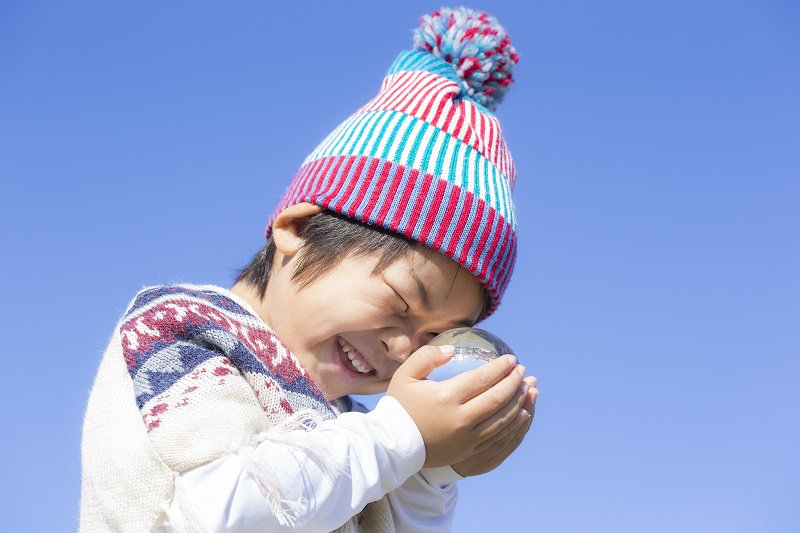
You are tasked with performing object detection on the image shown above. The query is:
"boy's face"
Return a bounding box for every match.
[264,245,485,400]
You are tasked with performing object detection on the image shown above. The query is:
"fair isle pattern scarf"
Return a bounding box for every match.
[121,285,394,532]
[124,285,334,433]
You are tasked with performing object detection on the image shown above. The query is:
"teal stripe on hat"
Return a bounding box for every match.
[432,128,452,179]
[354,110,389,157]
[379,112,409,160]
[331,112,371,157]
[387,50,467,94]
[343,112,383,156]
[471,146,482,201]
[365,110,396,158]
[483,156,495,218]
[446,135,463,186]
[306,115,514,225]
[303,105,515,225]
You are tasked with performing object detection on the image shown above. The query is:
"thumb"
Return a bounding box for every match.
[396,345,454,381]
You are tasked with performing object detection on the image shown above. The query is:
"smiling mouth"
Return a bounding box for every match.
[337,337,375,375]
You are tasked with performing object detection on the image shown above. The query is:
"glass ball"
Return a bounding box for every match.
[426,327,515,381]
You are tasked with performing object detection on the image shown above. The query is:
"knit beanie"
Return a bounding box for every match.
[269,7,519,313]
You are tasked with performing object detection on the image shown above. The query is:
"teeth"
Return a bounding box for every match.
[337,338,373,374]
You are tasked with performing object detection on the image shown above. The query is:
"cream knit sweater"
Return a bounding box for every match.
[80,285,419,532]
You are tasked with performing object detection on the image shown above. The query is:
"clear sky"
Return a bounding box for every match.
[2,1,798,531]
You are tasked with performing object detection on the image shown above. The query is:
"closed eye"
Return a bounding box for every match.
[389,285,410,314]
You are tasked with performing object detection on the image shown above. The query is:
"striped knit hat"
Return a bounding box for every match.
[269,7,519,313]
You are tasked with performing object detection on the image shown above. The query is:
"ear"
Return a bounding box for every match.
[271,202,324,256]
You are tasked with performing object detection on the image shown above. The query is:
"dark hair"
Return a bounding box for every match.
[237,210,415,298]
[236,209,490,321]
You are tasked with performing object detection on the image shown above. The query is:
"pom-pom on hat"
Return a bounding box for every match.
[269,6,519,314]
[413,7,518,110]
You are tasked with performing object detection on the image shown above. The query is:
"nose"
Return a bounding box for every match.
[381,327,434,362]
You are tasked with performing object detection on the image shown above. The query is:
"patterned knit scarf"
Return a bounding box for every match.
[83,284,394,532]
[124,285,336,436]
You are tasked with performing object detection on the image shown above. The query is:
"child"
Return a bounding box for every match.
[80,7,538,532]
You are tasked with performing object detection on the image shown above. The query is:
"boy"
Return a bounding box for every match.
[80,7,538,532]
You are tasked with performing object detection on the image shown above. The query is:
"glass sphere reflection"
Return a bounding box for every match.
[426,327,515,381]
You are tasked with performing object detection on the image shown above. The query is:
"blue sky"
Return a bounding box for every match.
[1,1,798,531]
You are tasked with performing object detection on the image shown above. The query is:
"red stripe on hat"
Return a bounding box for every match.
[382,73,417,111]
[444,191,474,257]
[418,178,447,243]
[319,155,352,199]
[470,103,482,152]
[306,155,338,199]
[431,187,460,250]
[388,167,419,232]
[475,209,503,285]
[420,78,456,123]
[406,75,449,117]
[449,105,465,143]
[283,162,313,203]
[405,171,434,233]
[425,85,451,127]
[349,156,379,213]
[495,234,516,298]
[328,156,359,208]
[379,72,428,115]
[371,162,401,226]
[436,96,457,132]
[360,158,389,221]
[394,73,437,114]
[460,198,488,269]
[330,155,367,212]
[370,71,421,113]
[359,157,386,217]
[460,102,474,147]
[485,115,496,163]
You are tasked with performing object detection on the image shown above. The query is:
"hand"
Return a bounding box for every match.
[387,345,528,468]
[451,375,538,477]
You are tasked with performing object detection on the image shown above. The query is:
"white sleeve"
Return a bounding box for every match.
[156,395,426,532]
[388,466,463,533]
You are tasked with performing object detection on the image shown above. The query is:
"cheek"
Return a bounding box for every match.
[336,295,393,325]
[303,300,386,339]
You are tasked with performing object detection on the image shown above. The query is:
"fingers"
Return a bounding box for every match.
[477,402,533,460]
[395,344,454,381]
[456,359,524,427]
[453,414,533,477]
[447,353,521,404]
[470,395,530,454]
[491,410,533,459]
[470,375,529,440]
[448,371,539,478]
[522,376,538,418]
